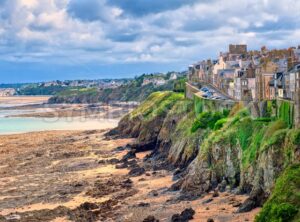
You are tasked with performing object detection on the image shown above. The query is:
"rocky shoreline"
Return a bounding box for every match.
[4,91,299,221]
[0,129,258,222]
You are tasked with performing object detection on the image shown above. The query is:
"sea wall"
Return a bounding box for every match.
[194,93,237,115]
[185,82,200,99]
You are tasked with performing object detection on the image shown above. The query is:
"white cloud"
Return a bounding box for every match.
[0,0,300,66]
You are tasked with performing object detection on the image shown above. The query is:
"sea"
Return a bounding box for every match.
[0,97,119,135]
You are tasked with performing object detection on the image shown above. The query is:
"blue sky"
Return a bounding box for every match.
[0,0,300,83]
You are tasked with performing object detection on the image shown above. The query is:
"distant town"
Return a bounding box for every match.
[0,72,184,96]
[187,44,300,103]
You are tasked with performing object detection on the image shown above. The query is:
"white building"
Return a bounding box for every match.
[0,88,16,96]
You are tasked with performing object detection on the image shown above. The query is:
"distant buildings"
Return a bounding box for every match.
[142,77,166,86]
[0,88,16,96]
[187,44,300,126]
[188,44,300,103]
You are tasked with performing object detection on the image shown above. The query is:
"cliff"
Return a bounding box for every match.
[48,79,179,104]
[108,91,300,221]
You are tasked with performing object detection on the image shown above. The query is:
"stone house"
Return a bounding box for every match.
[255,61,279,100]
[212,54,227,87]
[269,72,285,99]
[234,66,256,101]
[285,64,300,100]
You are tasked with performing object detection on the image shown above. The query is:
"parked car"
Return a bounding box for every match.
[203,92,213,98]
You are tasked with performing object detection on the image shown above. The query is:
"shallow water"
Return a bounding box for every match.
[0,117,119,135]
[0,97,119,135]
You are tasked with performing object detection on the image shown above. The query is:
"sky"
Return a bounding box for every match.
[0,0,300,83]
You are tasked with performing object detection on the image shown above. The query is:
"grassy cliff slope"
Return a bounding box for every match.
[110,92,300,220]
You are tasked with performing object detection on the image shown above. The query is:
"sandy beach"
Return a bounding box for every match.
[0,96,260,221]
[0,96,50,107]
[0,129,259,222]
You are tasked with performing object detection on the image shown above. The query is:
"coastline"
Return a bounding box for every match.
[0,128,259,222]
[0,96,260,221]
[0,98,136,135]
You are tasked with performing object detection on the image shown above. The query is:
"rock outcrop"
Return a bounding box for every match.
[108,91,300,221]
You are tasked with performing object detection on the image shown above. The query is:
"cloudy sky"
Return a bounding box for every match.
[1,0,300,83]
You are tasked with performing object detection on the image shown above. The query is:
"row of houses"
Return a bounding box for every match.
[0,88,16,96]
[188,44,300,103]
[141,72,179,86]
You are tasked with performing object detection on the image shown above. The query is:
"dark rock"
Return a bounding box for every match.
[232,202,242,207]
[145,173,151,176]
[148,190,159,197]
[116,163,128,169]
[202,198,213,204]
[73,182,84,187]
[176,193,200,201]
[98,160,106,164]
[205,207,209,210]
[127,159,138,168]
[237,199,256,213]
[137,202,150,207]
[138,178,146,181]
[114,146,126,152]
[128,167,145,177]
[171,208,195,222]
[180,208,195,220]
[171,214,181,222]
[172,168,187,181]
[79,202,99,210]
[121,178,133,188]
[218,180,227,192]
[207,219,214,222]
[107,158,119,164]
[237,187,268,213]
[121,150,136,161]
[169,180,183,192]
[212,190,219,197]
[143,215,159,222]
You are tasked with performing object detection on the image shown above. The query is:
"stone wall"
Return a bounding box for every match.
[295,90,300,128]
[194,93,237,114]
[248,99,297,127]
[185,82,201,99]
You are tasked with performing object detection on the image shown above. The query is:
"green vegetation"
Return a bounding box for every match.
[49,87,100,103]
[256,164,300,222]
[121,90,300,222]
[49,76,186,103]
[194,96,204,115]
[291,129,300,145]
[173,78,186,93]
[264,120,287,139]
[191,111,228,133]
[278,101,294,128]
[213,118,228,130]
[19,85,69,95]
[130,91,184,121]
[197,107,291,169]
[254,117,274,122]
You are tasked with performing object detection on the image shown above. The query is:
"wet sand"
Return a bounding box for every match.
[0,96,50,107]
[0,129,260,222]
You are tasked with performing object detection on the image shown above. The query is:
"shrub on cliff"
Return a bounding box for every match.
[213,118,228,130]
[255,164,300,222]
[191,110,229,133]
